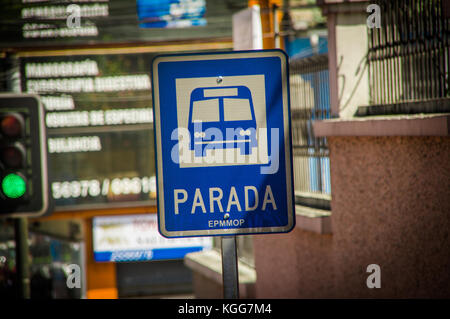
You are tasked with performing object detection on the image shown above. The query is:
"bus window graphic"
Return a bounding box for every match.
[188,86,258,157]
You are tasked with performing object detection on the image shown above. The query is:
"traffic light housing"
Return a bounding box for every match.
[0,94,50,217]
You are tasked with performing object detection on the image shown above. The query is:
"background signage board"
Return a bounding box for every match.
[152,50,295,237]
[0,0,247,49]
[20,52,157,210]
[92,214,212,262]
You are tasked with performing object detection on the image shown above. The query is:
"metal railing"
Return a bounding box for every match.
[368,0,450,107]
[289,53,331,200]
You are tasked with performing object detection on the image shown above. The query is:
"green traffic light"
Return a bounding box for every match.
[1,173,26,199]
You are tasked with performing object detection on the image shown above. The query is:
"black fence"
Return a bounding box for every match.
[289,53,331,198]
[367,0,450,109]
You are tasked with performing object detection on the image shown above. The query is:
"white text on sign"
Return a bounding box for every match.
[173,185,277,215]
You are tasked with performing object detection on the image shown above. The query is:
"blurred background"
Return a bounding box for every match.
[1,0,449,299]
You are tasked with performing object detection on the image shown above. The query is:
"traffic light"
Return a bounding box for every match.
[0,94,51,217]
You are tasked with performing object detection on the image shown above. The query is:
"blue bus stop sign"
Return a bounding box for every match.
[152,49,295,237]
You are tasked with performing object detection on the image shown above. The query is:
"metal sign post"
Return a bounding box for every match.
[14,218,31,299]
[221,236,239,299]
